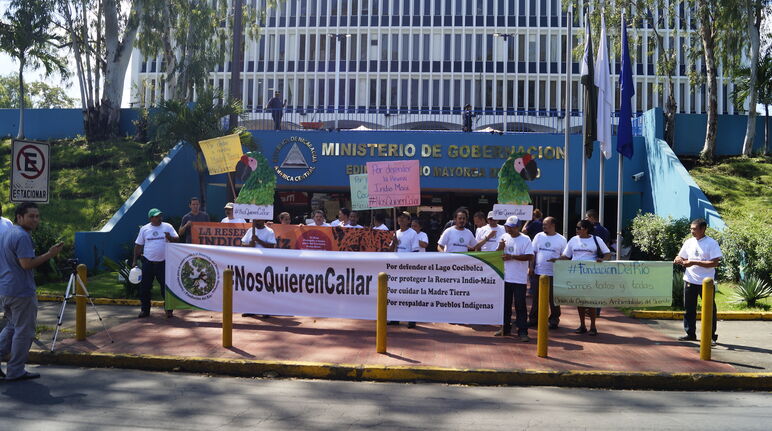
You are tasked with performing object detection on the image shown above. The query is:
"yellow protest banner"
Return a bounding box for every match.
[198,134,243,175]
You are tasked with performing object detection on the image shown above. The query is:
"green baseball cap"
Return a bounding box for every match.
[148,208,162,218]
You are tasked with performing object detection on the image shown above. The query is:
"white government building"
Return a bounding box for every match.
[130,0,736,131]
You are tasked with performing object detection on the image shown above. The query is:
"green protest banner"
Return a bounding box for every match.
[349,173,388,211]
[553,260,673,308]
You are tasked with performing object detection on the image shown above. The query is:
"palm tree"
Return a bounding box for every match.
[151,89,245,210]
[732,49,772,156]
[0,0,67,139]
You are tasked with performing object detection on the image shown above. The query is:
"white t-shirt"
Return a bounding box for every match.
[345,224,363,229]
[395,228,419,253]
[475,224,506,251]
[135,222,179,262]
[331,219,345,227]
[0,217,13,237]
[563,235,610,261]
[240,226,277,248]
[532,232,567,276]
[415,231,429,252]
[373,224,389,231]
[503,233,534,284]
[438,227,476,253]
[678,236,723,284]
[221,217,247,224]
[310,222,331,227]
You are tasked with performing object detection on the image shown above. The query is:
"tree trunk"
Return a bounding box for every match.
[765,105,769,155]
[195,152,208,211]
[741,1,761,156]
[16,59,25,140]
[664,89,677,149]
[699,6,718,161]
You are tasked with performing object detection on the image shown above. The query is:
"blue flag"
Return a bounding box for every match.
[617,18,635,159]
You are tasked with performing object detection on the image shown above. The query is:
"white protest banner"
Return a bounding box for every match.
[491,204,533,220]
[349,174,389,211]
[11,140,50,203]
[553,260,673,307]
[233,204,274,220]
[366,160,421,207]
[165,244,503,324]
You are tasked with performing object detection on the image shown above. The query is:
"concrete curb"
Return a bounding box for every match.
[632,310,772,321]
[27,350,772,391]
[37,295,164,307]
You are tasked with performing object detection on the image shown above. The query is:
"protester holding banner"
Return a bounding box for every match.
[221,203,246,224]
[674,218,722,344]
[309,210,331,227]
[473,211,506,252]
[528,216,566,329]
[412,219,429,252]
[560,219,611,335]
[472,211,487,234]
[331,208,350,227]
[437,210,477,253]
[346,211,363,228]
[133,208,179,318]
[179,197,209,243]
[241,219,276,249]
[278,212,292,225]
[372,212,389,231]
[443,207,474,232]
[389,211,420,328]
[585,209,610,247]
[496,215,534,341]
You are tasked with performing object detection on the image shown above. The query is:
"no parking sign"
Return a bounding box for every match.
[11,139,50,203]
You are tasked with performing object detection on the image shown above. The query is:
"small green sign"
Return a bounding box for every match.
[349,173,389,211]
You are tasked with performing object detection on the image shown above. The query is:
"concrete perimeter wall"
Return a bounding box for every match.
[674,112,769,156]
[0,109,138,140]
[642,108,726,230]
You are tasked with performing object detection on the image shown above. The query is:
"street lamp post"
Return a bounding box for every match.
[329,33,351,130]
[494,33,515,133]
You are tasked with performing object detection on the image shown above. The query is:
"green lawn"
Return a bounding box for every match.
[688,155,772,225]
[621,282,772,314]
[36,271,163,301]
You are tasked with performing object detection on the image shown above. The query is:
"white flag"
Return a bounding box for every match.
[595,14,613,159]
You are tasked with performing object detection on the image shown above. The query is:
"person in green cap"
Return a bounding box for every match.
[133,208,179,318]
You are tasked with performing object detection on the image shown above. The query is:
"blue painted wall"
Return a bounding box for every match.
[641,109,726,230]
[74,143,199,269]
[674,112,768,156]
[0,108,138,140]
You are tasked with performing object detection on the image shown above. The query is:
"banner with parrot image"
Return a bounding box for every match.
[494,152,537,219]
[233,151,277,220]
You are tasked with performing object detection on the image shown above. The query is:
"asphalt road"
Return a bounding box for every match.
[1,365,770,431]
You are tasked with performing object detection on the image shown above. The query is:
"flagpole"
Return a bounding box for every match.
[563,9,572,238]
[616,15,625,260]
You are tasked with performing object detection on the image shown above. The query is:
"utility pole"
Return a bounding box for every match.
[229,0,243,129]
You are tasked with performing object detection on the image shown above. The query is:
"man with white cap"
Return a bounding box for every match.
[133,208,179,318]
[221,202,247,223]
[496,215,533,341]
[473,211,506,251]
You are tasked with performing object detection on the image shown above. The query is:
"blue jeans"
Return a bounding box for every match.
[140,258,166,311]
[503,282,528,336]
[683,282,717,339]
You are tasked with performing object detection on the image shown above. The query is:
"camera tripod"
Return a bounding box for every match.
[51,269,114,351]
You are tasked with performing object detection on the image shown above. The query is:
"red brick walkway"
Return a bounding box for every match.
[59,307,735,373]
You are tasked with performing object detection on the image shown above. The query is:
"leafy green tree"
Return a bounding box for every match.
[732,49,772,155]
[0,0,68,138]
[150,88,244,210]
[0,74,76,108]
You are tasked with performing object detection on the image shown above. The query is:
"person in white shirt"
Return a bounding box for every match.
[437,210,476,253]
[330,208,350,227]
[473,211,506,252]
[674,218,722,343]
[389,211,419,328]
[371,212,389,231]
[345,211,363,228]
[133,208,179,318]
[528,216,566,329]
[308,209,331,227]
[496,215,534,341]
[221,202,247,224]
[241,219,276,248]
[0,202,13,238]
[559,219,611,335]
[411,219,429,252]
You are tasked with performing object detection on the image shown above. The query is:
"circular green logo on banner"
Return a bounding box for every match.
[177,253,219,300]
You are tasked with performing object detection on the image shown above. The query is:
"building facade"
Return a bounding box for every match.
[131,0,736,131]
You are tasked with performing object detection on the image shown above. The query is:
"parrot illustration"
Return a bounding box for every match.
[234,151,276,206]
[497,151,538,204]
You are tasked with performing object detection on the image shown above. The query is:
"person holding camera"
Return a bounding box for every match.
[133,208,179,318]
[0,203,63,381]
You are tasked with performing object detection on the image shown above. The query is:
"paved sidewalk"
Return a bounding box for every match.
[40,303,735,373]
